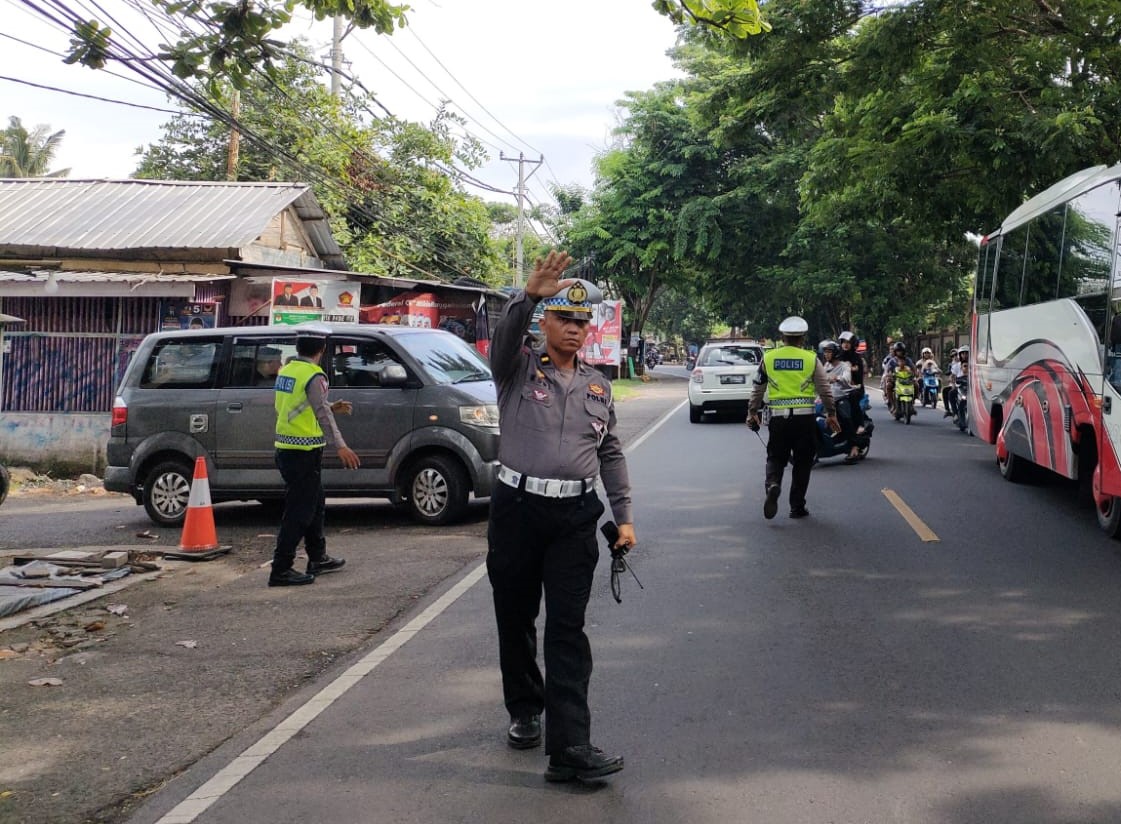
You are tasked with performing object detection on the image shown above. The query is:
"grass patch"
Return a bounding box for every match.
[611,379,644,401]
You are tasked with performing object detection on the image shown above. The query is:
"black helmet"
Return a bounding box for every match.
[892,341,906,354]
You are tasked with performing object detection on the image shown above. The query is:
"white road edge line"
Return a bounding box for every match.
[153,394,688,824]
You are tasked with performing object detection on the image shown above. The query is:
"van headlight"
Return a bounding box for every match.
[460,404,500,429]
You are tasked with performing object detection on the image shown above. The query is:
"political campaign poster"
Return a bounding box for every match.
[158,300,220,331]
[360,291,478,341]
[269,279,360,325]
[581,300,624,366]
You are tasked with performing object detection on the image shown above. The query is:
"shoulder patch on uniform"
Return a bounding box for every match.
[588,383,605,396]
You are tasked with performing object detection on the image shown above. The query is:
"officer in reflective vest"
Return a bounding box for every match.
[269,327,360,587]
[748,316,840,520]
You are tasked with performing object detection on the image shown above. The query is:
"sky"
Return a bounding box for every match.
[0,0,684,206]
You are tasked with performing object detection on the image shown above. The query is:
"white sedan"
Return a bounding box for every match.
[687,342,765,423]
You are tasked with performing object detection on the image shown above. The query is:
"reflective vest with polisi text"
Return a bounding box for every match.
[764,345,816,410]
[274,359,327,450]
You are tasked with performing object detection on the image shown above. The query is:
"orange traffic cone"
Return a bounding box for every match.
[165,457,228,560]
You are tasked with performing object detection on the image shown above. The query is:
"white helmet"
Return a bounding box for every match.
[838,330,856,342]
[778,316,809,335]
[922,346,933,356]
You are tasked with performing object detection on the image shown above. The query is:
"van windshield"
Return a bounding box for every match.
[405,332,493,384]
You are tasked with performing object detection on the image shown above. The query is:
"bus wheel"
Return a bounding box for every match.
[1096,496,1121,539]
[997,449,1031,483]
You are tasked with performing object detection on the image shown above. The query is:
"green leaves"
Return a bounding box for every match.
[653,0,771,38]
[64,20,112,70]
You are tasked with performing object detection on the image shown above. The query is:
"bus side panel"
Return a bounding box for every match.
[984,300,1101,480]
[1097,382,1121,498]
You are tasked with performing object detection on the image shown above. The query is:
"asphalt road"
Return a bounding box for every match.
[9,373,1121,824]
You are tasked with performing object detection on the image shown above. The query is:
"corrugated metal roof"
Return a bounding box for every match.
[0,179,344,268]
[0,269,233,284]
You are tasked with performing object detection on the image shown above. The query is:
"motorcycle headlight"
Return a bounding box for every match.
[460,404,500,429]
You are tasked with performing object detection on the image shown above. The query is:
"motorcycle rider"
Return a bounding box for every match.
[883,341,915,416]
[945,345,970,419]
[917,346,942,408]
[837,331,867,433]
[820,340,863,464]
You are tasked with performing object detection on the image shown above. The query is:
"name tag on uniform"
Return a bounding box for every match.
[773,358,804,370]
[276,376,296,393]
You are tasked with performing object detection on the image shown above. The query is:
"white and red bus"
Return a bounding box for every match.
[971,164,1121,535]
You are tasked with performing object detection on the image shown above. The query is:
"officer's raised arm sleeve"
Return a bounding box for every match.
[489,291,537,385]
[308,375,349,450]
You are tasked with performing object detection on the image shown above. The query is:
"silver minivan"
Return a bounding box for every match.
[105,323,499,527]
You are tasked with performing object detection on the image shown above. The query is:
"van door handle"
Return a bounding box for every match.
[1105,397,1112,414]
[226,403,244,413]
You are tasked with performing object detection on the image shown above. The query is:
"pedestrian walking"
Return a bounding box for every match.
[269,326,360,587]
[748,316,840,519]
[487,250,636,782]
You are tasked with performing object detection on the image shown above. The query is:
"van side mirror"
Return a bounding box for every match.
[381,364,408,386]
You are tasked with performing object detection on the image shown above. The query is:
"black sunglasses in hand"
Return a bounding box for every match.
[601,521,643,604]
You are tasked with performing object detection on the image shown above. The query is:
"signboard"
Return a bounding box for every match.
[159,300,219,331]
[360,291,483,349]
[581,300,624,366]
[270,279,360,325]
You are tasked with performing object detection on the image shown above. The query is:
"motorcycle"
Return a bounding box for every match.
[645,347,662,370]
[893,369,916,424]
[920,370,940,408]
[815,396,874,463]
[953,376,969,432]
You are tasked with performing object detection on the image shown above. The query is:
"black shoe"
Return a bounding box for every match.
[307,556,346,576]
[763,484,780,520]
[545,745,624,782]
[943,411,953,418]
[268,568,315,587]
[789,506,810,519]
[507,715,542,749]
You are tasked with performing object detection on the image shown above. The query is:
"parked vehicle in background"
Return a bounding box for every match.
[105,323,499,527]
[971,163,1121,536]
[687,341,765,423]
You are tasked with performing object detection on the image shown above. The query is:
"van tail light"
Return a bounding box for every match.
[111,397,128,428]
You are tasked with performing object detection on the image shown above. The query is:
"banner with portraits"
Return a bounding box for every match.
[269,279,360,325]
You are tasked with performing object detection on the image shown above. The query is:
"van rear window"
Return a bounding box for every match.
[139,339,222,389]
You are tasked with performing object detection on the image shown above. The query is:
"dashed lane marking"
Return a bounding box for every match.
[881,487,940,543]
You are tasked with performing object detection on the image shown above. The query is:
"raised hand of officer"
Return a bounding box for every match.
[525,250,575,300]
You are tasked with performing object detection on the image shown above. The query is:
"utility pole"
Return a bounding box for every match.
[500,152,543,287]
[226,88,240,180]
[330,15,344,97]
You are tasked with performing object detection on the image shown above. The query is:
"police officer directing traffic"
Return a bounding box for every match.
[748,316,840,520]
[487,250,636,783]
[269,326,360,587]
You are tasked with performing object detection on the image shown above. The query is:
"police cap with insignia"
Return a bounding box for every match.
[540,279,603,320]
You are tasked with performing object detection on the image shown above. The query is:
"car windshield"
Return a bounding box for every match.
[403,331,493,384]
[701,346,760,366]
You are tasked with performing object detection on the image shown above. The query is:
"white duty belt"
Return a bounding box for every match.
[497,465,597,498]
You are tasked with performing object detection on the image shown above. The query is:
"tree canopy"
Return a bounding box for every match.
[134,43,504,283]
[569,0,1121,350]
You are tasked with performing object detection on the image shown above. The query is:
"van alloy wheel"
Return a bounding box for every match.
[143,459,193,526]
[403,455,468,525]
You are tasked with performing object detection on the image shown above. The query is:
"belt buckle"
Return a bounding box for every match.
[544,479,561,497]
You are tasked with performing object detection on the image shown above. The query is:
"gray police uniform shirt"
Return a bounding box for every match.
[491,290,633,525]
